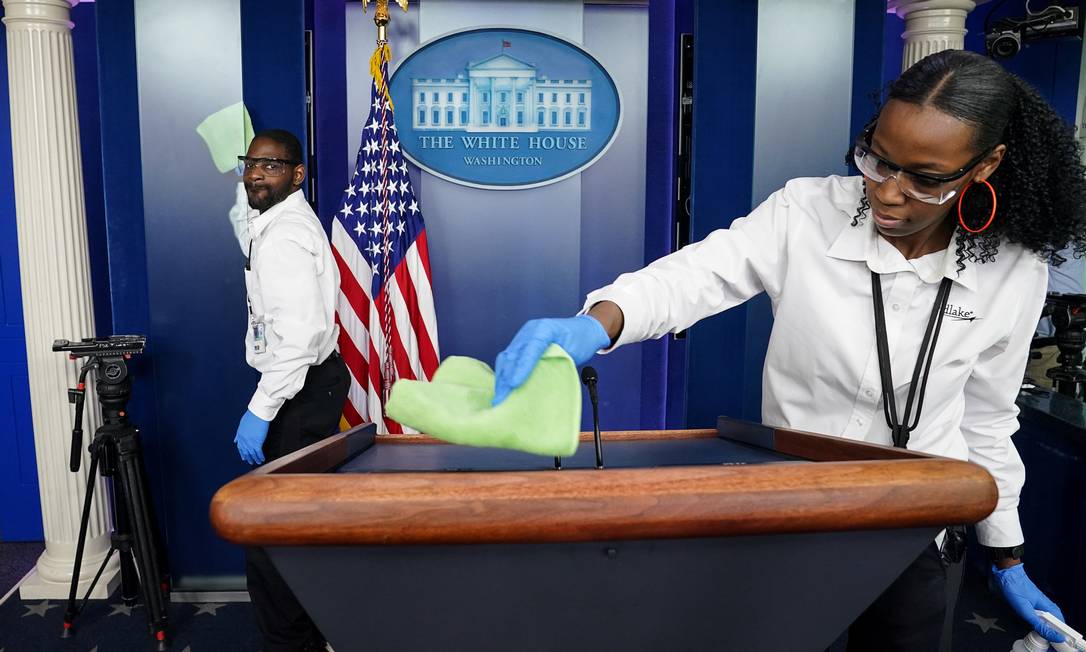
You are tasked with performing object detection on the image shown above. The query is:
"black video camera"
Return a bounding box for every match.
[53,335,146,358]
[986,5,1082,59]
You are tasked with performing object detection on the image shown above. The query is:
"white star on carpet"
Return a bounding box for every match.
[964,612,1005,633]
[21,600,58,618]
[193,602,226,616]
[109,603,137,616]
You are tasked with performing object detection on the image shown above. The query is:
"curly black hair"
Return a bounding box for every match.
[847,50,1086,271]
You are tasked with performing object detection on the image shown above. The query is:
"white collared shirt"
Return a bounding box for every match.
[228,183,340,421]
[584,175,1047,547]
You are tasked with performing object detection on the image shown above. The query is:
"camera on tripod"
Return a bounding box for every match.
[53,335,145,473]
[54,333,169,649]
[53,334,146,357]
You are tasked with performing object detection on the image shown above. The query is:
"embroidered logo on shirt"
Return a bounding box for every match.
[944,304,981,322]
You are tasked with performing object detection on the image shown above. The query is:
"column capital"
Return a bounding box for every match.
[1,0,78,29]
[888,0,978,20]
[887,0,988,71]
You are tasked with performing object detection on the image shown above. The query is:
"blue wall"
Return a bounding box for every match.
[0,1,119,541]
[128,0,306,587]
[0,8,38,542]
[965,1,1082,123]
[312,0,348,229]
[241,0,309,170]
[641,0,691,429]
[684,0,758,427]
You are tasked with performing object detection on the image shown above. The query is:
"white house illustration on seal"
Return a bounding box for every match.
[412,52,592,132]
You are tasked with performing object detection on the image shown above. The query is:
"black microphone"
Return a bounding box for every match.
[581,366,603,468]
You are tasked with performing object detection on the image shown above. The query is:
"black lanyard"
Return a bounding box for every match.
[871,271,953,449]
[246,240,254,316]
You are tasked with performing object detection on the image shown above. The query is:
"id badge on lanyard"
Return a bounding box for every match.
[246,240,267,354]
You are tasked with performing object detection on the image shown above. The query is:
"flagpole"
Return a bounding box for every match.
[363,0,410,409]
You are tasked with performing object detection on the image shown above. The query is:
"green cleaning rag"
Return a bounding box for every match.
[196,101,256,174]
[384,344,581,457]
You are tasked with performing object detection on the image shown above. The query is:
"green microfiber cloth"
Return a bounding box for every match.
[196,101,255,174]
[384,344,581,457]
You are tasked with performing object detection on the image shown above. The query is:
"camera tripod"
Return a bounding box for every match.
[53,337,170,650]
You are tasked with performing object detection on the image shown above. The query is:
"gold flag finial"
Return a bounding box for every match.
[363,0,410,43]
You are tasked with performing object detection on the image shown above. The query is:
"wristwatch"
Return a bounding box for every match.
[986,544,1025,562]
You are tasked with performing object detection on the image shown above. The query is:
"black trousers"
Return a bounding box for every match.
[845,543,963,652]
[245,352,350,652]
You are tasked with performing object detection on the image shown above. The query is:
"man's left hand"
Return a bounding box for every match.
[993,563,1066,643]
[234,409,270,465]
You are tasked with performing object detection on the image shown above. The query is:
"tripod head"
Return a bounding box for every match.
[1040,293,1086,399]
[53,335,146,471]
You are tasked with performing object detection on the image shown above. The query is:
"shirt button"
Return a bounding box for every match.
[864,388,875,398]
[892,303,901,311]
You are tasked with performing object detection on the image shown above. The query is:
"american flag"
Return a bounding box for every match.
[331,50,440,434]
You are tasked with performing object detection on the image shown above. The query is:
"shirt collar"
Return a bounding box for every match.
[248,189,305,239]
[825,181,977,292]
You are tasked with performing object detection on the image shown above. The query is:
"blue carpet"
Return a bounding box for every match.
[0,542,43,598]
[0,558,1042,651]
[0,597,263,651]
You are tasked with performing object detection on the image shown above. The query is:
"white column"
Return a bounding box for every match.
[3,0,120,600]
[888,0,979,71]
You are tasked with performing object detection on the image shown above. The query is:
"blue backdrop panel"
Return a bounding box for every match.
[133,0,253,586]
[579,4,649,430]
[684,0,758,427]
[641,0,693,430]
[94,0,169,549]
[241,0,307,159]
[312,0,348,228]
[851,0,889,141]
[71,3,112,340]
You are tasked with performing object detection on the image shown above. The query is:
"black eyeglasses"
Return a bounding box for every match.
[236,156,301,177]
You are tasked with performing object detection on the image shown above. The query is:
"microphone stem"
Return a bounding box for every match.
[590,384,603,469]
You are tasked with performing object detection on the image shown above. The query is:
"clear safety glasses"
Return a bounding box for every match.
[852,142,990,206]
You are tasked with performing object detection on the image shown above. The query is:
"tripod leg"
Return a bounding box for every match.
[117,437,170,649]
[62,448,101,637]
[135,441,171,593]
[109,475,141,606]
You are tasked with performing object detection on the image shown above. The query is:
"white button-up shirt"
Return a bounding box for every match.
[584,175,1047,547]
[229,183,340,421]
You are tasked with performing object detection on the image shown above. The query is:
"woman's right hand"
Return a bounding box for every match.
[492,315,612,406]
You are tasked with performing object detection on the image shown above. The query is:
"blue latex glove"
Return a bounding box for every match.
[492,316,611,406]
[234,409,270,465]
[993,563,1066,643]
